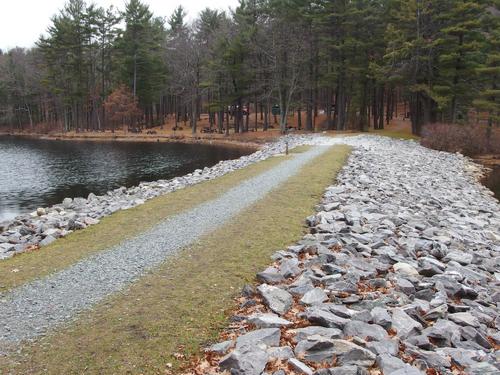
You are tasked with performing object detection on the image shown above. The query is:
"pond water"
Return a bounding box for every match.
[0,136,251,222]
[483,166,500,201]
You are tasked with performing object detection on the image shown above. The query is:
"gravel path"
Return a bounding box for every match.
[0,145,331,346]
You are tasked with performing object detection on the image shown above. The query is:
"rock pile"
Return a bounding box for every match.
[193,137,500,375]
[0,135,318,259]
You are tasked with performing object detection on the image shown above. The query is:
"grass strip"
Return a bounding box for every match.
[0,144,350,375]
[0,151,288,292]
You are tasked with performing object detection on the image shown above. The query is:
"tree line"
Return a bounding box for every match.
[0,0,499,135]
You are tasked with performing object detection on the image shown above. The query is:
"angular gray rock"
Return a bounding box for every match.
[257,267,284,284]
[391,308,422,339]
[279,258,301,278]
[39,235,56,246]
[305,307,350,328]
[343,320,388,341]
[219,348,269,375]
[295,337,375,367]
[448,312,480,327]
[313,365,360,375]
[257,284,293,315]
[332,339,376,367]
[300,288,329,305]
[206,340,233,354]
[248,313,292,328]
[292,326,342,342]
[395,278,415,295]
[289,358,314,375]
[393,263,419,277]
[390,366,425,375]
[376,354,408,374]
[294,336,338,363]
[371,307,392,328]
[267,346,295,360]
[366,339,399,356]
[235,328,281,350]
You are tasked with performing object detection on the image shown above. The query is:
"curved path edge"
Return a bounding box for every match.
[0,145,333,346]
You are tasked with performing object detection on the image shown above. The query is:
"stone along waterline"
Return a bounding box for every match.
[0,135,317,259]
[0,136,251,222]
[0,145,332,346]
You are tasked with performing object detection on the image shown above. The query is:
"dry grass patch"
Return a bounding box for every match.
[0,145,351,375]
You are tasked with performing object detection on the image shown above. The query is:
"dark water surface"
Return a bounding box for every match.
[0,136,251,222]
[484,166,500,201]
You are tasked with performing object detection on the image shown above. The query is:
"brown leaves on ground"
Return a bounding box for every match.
[487,336,500,350]
[356,281,388,295]
[387,327,397,337]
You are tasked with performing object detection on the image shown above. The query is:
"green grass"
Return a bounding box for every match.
[0,152,287,293]
[0,145,351,375]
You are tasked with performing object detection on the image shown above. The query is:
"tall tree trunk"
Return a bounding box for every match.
[378,85,384,130]
[306,101,313,131]
[297,108,302,130]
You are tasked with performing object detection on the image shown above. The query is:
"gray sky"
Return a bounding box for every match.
[0,0,239,51]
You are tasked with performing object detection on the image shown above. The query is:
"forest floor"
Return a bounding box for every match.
[0,142,350,374]
[0,114,419,146]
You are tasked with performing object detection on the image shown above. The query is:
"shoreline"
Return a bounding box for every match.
[0,134,320,259]
[474,154,500,168]
[0,130,277,151]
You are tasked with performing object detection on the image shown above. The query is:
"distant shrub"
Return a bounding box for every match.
[421,123,500,157]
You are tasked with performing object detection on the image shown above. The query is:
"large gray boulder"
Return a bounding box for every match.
[248,313,292,328]
[292,326,342,342]
[294,335,338,363]
[300,288,329,305]
[257,284,293,315]
[235,328,281,350]
[371,307,392,328]
[305,307,350,328]
[376,354,407,374]
[366,339,399,356]
[343,321,388,341]
[267,346,295,360]
[332,339,377,367]
[219,348,269,375]
[40,235,57,246]
[448,312,480,327]
[295,337,375,367]
[391,308,422,339]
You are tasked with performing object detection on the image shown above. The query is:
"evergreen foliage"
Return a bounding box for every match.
[0,0,498,135]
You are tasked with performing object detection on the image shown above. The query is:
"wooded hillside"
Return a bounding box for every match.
[0,0,499,135]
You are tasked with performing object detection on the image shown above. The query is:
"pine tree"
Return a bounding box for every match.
[474,2,500,126]
[116,0,167,126]
[432,0,486,123]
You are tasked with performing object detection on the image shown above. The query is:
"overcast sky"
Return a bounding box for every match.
[0,0,239,51]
